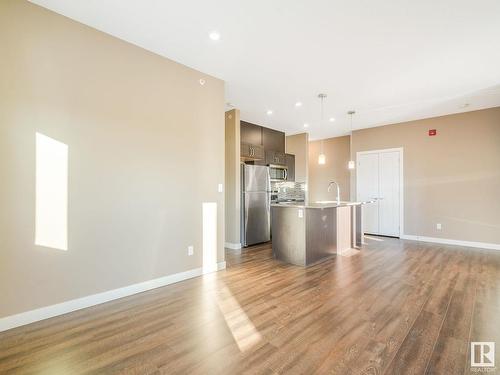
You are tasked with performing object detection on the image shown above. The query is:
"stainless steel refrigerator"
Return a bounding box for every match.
[241,164,271,247]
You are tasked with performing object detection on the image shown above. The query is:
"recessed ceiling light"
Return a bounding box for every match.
[209,32,220,41]
[303,123,309,128]
[295,102,302,107]
[266,110,273,115]
[329,117,335,122]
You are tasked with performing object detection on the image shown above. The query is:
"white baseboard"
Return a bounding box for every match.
[0,261,226,333]
[400,234,500,250]
[224,242,242,250]
[400,234,419,241]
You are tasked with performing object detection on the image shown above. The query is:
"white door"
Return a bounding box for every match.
[357,149,401,237]
[357,153,379,234]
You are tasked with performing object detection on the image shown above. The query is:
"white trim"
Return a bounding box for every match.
[400,234,418,241]
[356,147,404,238]
[224,242,242,250]
[355,147,403,155]
[0,262,226,333]
[401,234,500,250]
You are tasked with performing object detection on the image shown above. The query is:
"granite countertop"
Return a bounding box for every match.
[271,200,375,209]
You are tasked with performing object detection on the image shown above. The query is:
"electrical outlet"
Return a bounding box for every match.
[436,223,442,230]
[298,209,304,218]
[218,183,223,193]
[188,246,194,256]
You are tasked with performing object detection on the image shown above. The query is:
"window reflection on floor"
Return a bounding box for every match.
[364,235,384,242]
[216,285,263,352]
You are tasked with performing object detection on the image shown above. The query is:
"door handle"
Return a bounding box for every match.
[284,169,288,180]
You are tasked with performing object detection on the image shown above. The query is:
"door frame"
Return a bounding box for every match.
[356,147,404,238]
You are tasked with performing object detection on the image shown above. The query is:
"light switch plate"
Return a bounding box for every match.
[436,223,442,230]
[218,183,223,193]
[188,246,194,256]
[298,209,303,218]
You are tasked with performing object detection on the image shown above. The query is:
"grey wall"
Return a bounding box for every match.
[0,0,225,318]
[308,136,351,203]
[352,107,500,244]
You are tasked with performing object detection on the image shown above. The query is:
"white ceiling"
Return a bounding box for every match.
[31,0,500,140]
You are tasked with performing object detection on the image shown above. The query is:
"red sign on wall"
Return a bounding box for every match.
[429,129,437,136]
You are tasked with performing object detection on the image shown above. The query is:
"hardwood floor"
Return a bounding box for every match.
[1,238,499,374]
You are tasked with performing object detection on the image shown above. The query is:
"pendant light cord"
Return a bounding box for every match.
[320,94,325,154]
[347,110,355,162]
[350,112,353,160]
[321,96,324,122]
[317,94,328,165]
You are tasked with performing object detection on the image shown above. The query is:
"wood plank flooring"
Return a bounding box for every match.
[1,238,499,374]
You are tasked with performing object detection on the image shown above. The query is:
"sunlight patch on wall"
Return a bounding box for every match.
[202,202,217,273]
[35,132,68,251]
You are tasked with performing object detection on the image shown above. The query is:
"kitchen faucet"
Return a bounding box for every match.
[327,181,341,204]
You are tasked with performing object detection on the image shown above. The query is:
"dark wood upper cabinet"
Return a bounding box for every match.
[265,150,286,166]
[240,121,262,146]
[240,121,286,165]
[285,154,295,181]
[241,143,264,161]
[262,127,285,153]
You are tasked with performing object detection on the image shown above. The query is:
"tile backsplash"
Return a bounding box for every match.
[271,181,306,201]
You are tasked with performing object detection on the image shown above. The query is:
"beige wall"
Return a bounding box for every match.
[308,136,351,202]
[0,1,225,318]
[352,107,500,244]
[286,133,309,184]
[225,109,241,246]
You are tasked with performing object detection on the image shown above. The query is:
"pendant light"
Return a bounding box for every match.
[318,140,326,165]
[348,110,355,170]
[317,93,327,165]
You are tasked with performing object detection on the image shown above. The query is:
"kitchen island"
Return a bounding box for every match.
[271,201,372,266]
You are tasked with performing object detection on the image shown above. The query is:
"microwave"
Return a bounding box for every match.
[269,164,288,181]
